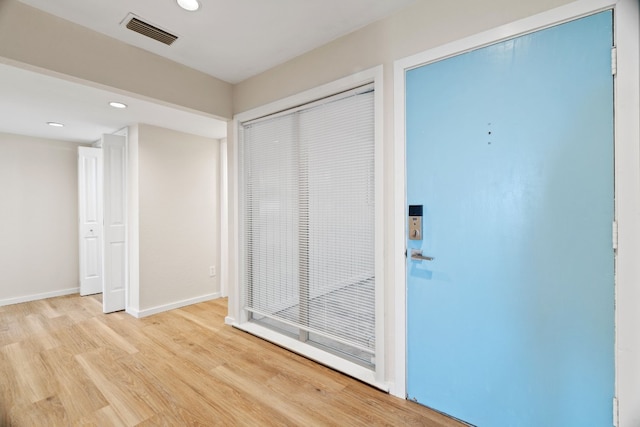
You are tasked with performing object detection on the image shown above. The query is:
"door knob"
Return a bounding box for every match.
[411,249,434,261]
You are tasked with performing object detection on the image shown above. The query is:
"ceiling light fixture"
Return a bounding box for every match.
[47,122,64,127]
[177,0,200,11]
[109,101,128,109]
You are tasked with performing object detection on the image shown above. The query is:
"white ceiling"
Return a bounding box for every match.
[3,0,414,143]
[17,0,415,84]
[0,62,227,143]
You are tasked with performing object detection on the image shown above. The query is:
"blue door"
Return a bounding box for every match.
[406,12,614,427]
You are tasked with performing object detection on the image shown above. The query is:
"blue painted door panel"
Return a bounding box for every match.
[406,12,613,427]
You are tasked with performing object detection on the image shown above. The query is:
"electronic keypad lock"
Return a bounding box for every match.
[408,205,423,240]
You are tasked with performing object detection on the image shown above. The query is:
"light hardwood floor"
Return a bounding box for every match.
[0,295,464,426]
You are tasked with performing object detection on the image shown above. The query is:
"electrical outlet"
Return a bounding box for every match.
[209,266,216,277]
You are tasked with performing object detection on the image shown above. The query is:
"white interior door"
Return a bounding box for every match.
[78,147,103,296]
[102,134,127,313]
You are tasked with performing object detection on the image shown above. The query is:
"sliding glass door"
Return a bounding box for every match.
[240,85,376,366]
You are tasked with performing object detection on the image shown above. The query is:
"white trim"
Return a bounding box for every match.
[242,83,373,126]
[127,125,140,315]
[228,117,241,326]
[0,287,79,307]
[219,138,229,298]
[394,1,639,422]
[612,1,640,426]
[235,69,382,123]
[233,320,390,392]
[113,127,130,313]
[232,65,386,389]
[395,0,614,74]
[126,292,221,318]
[372,67,385,385]
[392,57,407,397]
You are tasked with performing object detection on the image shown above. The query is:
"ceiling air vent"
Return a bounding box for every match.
[123,15,178,46]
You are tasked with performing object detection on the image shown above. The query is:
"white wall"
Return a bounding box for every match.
[0,132,86,305]
[233,0,576,113]
[134,124,219,315]
[0,124,220,316]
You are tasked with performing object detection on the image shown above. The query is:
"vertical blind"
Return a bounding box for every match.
[240,85,376,365]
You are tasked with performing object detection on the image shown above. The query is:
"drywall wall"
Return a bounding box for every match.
[0,132,85,305]
[136,124,219,314]
[0,0,232,119]
[233,0,575,113]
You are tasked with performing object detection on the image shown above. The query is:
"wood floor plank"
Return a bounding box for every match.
[32,299,64,319]
[0,315,26,348]
[212,363,338,426]
[75,348,163,426]
[1,340,57,404]
[8,395,69,426]
[177,299,227,321]
[71,405,127,427]
[0,349,17,422]
[173,308,223,334]
[125,338,296,426]
[48,322,100,355]
[124,351,252,425]
[39,346,110,422]
[138,320,225,373]
[77,317,139,355]
[135,409,212,427]
[266,374,365,425]
[0,295,465,427]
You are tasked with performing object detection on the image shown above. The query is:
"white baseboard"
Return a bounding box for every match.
[0,287,79,307]
[127,292,221,318]
[224,316,235,325]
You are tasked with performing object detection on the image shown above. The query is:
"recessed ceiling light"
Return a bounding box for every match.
[177,0,200,11]
[47,122,64,127]
[109,101,128,109]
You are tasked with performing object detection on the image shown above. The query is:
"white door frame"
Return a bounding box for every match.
[392,0,640,425]
[229,66,386,389]
[219,138,229,298]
